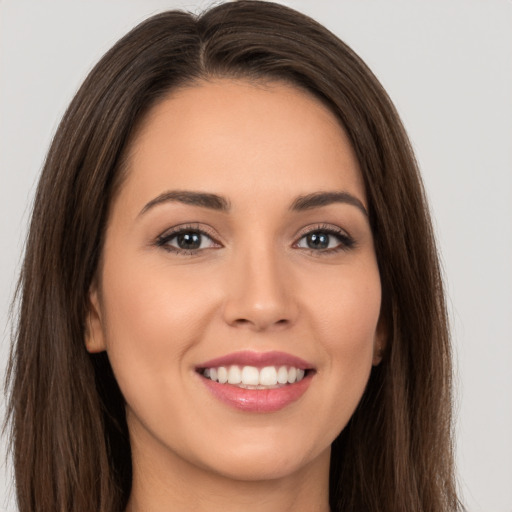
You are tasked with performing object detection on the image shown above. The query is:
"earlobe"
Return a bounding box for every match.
[372,316,387,366]
[372,344,384,366]
[85,283,107,353]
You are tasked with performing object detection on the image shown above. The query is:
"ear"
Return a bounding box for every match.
[84,281,107,353]
[372,315,387,366]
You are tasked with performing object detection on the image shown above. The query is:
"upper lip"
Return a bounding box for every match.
[196,350,314,370]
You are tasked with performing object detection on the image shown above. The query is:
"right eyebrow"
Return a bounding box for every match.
[138,190,231,217]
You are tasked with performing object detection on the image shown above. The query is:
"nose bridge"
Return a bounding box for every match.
[222,233,297,330]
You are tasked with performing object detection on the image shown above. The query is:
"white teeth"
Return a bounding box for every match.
[241,366,259,386]
[277,366,288,384]
[259,366,278,386]
[227,366,242,384]
[217,366,228,384]
[202,364,308,387]
[228,366,242,384]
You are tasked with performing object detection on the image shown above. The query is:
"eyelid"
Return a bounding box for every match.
[295,222,349,238]
[293,223,356,252]
[157,222,219,239]
[153,222,355,256]
[155,223,222,253]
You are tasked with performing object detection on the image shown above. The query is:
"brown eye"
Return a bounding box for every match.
[296,228,355,252]
[175,232,202,250]
[304,232,330,249]
[157,228,219,253]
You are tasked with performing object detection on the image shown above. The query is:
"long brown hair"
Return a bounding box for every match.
[6,2,462,511]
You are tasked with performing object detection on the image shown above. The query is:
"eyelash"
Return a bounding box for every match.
[294,224,356,254]
[155,223,220,255]
[155,223,355,256]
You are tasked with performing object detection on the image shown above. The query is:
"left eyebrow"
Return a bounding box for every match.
[290,191,368,217]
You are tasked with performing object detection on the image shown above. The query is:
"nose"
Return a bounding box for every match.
[222,244,299,332]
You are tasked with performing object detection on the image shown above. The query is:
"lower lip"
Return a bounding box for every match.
[199,373,313,413]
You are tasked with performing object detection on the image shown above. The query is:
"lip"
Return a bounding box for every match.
[196,350,314,370]
[196,350,315,413]
[200,375,313,412]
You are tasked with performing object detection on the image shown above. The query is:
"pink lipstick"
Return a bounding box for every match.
[196,350,315,413]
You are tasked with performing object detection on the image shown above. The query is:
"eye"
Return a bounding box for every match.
[156,225,220,254]
[295,226,355,253]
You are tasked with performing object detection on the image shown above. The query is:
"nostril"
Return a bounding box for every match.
[232,317,290,330]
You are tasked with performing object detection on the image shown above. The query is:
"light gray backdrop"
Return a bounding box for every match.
[1,1,511,511]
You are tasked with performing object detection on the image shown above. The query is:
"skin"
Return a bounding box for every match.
[87,79,385,512]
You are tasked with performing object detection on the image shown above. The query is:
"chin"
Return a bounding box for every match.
[190,431,331,482]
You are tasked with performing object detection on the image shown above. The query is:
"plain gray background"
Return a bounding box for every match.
[1,1,511,510]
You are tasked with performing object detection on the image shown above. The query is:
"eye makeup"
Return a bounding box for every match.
[294,223,356,255]
[155,223,221,255]
[154,221,356,257]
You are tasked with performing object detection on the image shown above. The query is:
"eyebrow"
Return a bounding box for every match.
[290,191,368,217]
[139,189,368,217]
[139,190,231,216]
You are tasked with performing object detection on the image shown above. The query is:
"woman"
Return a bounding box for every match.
[6,1,462,511]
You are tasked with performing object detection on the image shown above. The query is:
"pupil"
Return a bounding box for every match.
[307,232,329,249]
[177,232,201,250]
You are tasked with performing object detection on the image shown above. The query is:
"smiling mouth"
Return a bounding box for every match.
[195,350,316,411]
[197,365,312,389]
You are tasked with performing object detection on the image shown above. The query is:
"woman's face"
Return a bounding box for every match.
[87,79,384,482]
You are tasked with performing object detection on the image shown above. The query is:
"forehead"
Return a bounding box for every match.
[120,78,365,211]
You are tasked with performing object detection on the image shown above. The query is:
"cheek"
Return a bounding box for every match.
[98,257,219,390]
[302,259,381,427]
[97,257,225,449]
[103,255,214,336]
[304,258,381,352]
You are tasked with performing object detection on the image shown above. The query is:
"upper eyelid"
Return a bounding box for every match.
[293,224,356,251]
[155,224,223,252]
[158,222,348,236]
[294,223,351,239]
[155,222,353,249]
[158,223,220,240]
